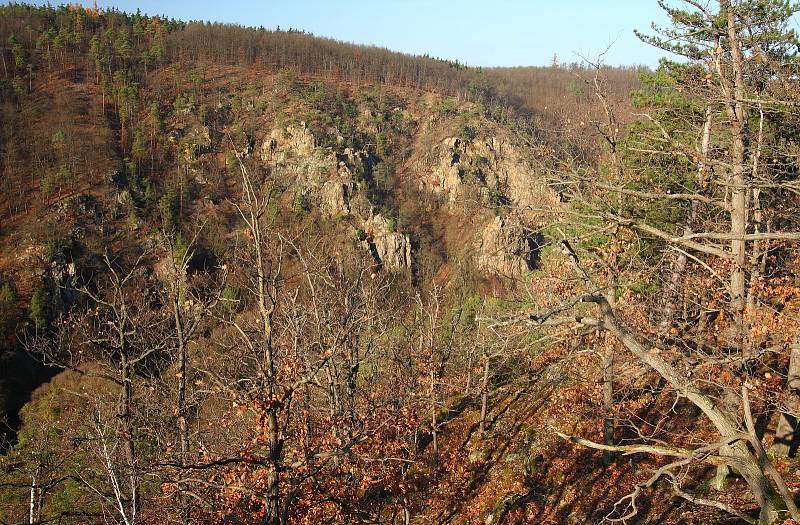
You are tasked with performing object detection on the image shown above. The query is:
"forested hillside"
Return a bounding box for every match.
[1,2,800,525]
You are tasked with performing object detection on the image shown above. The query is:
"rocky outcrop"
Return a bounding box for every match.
[364,214,412,272]
[319,148,369,216]
[172,124,212,162]
[424,134,559,215]
[260,124,369,193]
[320,178,356,216]
[48,258,77,294]
[261,122,316,162]
[259,124,371,218]
[336,147,368,179]
[422,137,485,203]
[474,215,540,277]
[488,138,558,214]
[257,124,411,269]
[418,130,558,279]
[260,122,338,186]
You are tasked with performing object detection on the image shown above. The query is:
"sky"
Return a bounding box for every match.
[26,0,679,67]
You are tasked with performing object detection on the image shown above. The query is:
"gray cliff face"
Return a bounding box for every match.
[420,129,558,278]
[363,214,412,272]
[260,124,367,205]
[260,124,412,273]
[260,122,338,186]
[474,215,540,277]
[425,133,558,213]
[319,178,356,216]
[321,147,369,217]
[260,122,316,162]
[257,119,558,278]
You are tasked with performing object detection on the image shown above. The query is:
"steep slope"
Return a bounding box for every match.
[0,5,694,525]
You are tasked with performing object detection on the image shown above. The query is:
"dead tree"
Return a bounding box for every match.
[498,240,796,524]
[26,252,171,524]
[161,229,223,525]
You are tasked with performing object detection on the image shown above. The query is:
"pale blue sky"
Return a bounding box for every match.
[28,0,681,67]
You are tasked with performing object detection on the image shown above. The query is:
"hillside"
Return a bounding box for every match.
[0,3,626,445]
[2,3,800,525]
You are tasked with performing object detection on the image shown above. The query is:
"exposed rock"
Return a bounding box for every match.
[358,108,380,134]
[421,137,484,203]
[424,134,559,216]
[180,125,212,161]
[56,194,99,221]
[260,135,277,161]
[487,138,558,213]
[427,137,467,203]
[418,131,558,278]
[192,168,208,185]
[260,121,317,163]
[260,125,370,217]
[337,147,367,179]
[194,125,212,148]
[48,259,76,288]
[567,512,588,525]
[372,233,412,272]
[474,215,540,277]
[320,178,356,216]
[153,248,194,289]
[260,122,339,187]
[364,214,412,272]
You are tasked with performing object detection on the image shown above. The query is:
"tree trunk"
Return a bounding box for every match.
[771,345,800,457]
[659,105,712,335]
[479,352,490,436]
[602,349,614,465]
[28,473,37,525]
[174,293,189,525]
[743,385,800,522]
[236,152,283,525]
[724,1,750,352]
[603,260,618,465]
[747,106,765,314]
[430,369,438,455]
[594,295,777,523]
[325,361,340,417]
[120,358,138,524]
[265,408,281,525]
[464,348,473,395]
